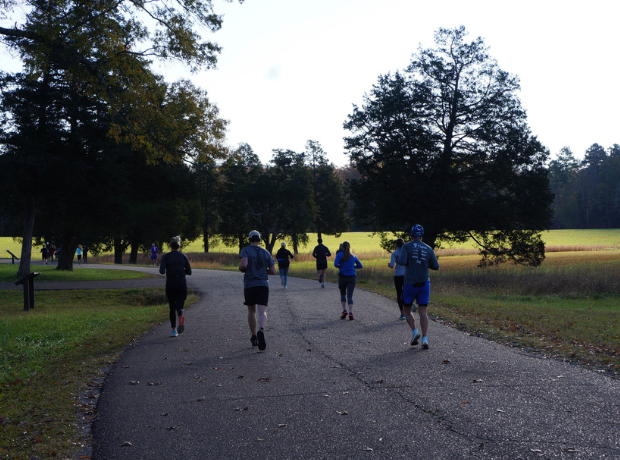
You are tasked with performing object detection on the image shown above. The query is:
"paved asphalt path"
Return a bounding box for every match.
[79,265,618,460]
[4,261,619,458]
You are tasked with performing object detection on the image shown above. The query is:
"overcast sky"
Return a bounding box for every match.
[159,0,619,166]
[4,1,619,167]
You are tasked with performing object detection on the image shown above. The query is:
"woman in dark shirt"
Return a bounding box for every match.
[159,236,192,337]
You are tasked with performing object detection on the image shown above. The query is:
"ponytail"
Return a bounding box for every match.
[342,241,351,262]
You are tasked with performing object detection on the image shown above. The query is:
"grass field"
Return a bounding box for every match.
[0,264,156,282]
[0,288,198,460]
[4,229,620,260]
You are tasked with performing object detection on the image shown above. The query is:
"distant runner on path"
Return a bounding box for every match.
[334,241,362,320]
[239,230,276,351]
[159,236,192,337]
[40,245,48,265]
[312,238,331,288]
[275,242,294,289]
[398,225,439,349]
[150,243,159,267]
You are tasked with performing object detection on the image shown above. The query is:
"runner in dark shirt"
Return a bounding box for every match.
[275,242,294,289]
[312,238,331,288]
[159,236,192,337]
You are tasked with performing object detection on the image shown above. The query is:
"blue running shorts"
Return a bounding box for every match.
[402,281,430,306]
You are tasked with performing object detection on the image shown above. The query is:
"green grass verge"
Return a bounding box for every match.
[0,264,156,282]
[431,293,620,371]
[0,288,197,460]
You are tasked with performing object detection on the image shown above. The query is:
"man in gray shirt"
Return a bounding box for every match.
[239,230,276,351]
[398,224,439,349]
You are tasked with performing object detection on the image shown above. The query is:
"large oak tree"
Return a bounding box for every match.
[344,27,553,266]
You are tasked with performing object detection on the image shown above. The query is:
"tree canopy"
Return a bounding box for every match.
[0,0,234,273]
[344,26,553,266]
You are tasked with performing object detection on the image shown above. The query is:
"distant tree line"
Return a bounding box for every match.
[548,144,620,229]
[199,141,350,255]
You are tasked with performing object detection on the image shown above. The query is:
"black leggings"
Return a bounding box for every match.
[338,275,356,305]
[166,282,187,328]
[394,275,404,311]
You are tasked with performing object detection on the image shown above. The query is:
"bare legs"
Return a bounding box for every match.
[404,305,428,337]
[247,304,268,335]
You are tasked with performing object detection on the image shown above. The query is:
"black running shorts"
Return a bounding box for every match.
[244,286,269,306]
[316,261,328,270]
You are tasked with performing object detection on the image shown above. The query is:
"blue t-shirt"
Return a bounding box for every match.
[334,253,362,276]
[240,245,275,289]
[397,240,439,285]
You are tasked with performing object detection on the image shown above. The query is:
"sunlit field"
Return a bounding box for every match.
[3,229,620,262]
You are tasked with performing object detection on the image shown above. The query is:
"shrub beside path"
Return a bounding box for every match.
[4,264,618,458]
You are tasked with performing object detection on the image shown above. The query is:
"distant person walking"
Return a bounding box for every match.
[312,238,331,288]
[48,244,55,262]
[40,246,48,265]
[159,236,192,337]
[334,241,362,320]
[76,246,83,265]
[388,238,406,320]
[398,225,439,349]
[275,242,294,289]
[239,230,276,351]
[82,245,88,263]
[150,243,159,267]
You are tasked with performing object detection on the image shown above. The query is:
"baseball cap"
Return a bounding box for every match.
[249,230,261,241]
[411,224,424,238]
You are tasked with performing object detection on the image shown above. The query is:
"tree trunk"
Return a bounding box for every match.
[237,232,244,253]
[292,233,299,255]
[114,237,124,264]
[17,196,36,278]
[56,230,77,271]
[423,231,438,251]
[203,227,209,253]
[129,242,139,264]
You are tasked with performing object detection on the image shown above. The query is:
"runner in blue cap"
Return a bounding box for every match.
[398,224,439,349]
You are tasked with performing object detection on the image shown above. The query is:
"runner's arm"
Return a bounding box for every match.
[239,257,248,272]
